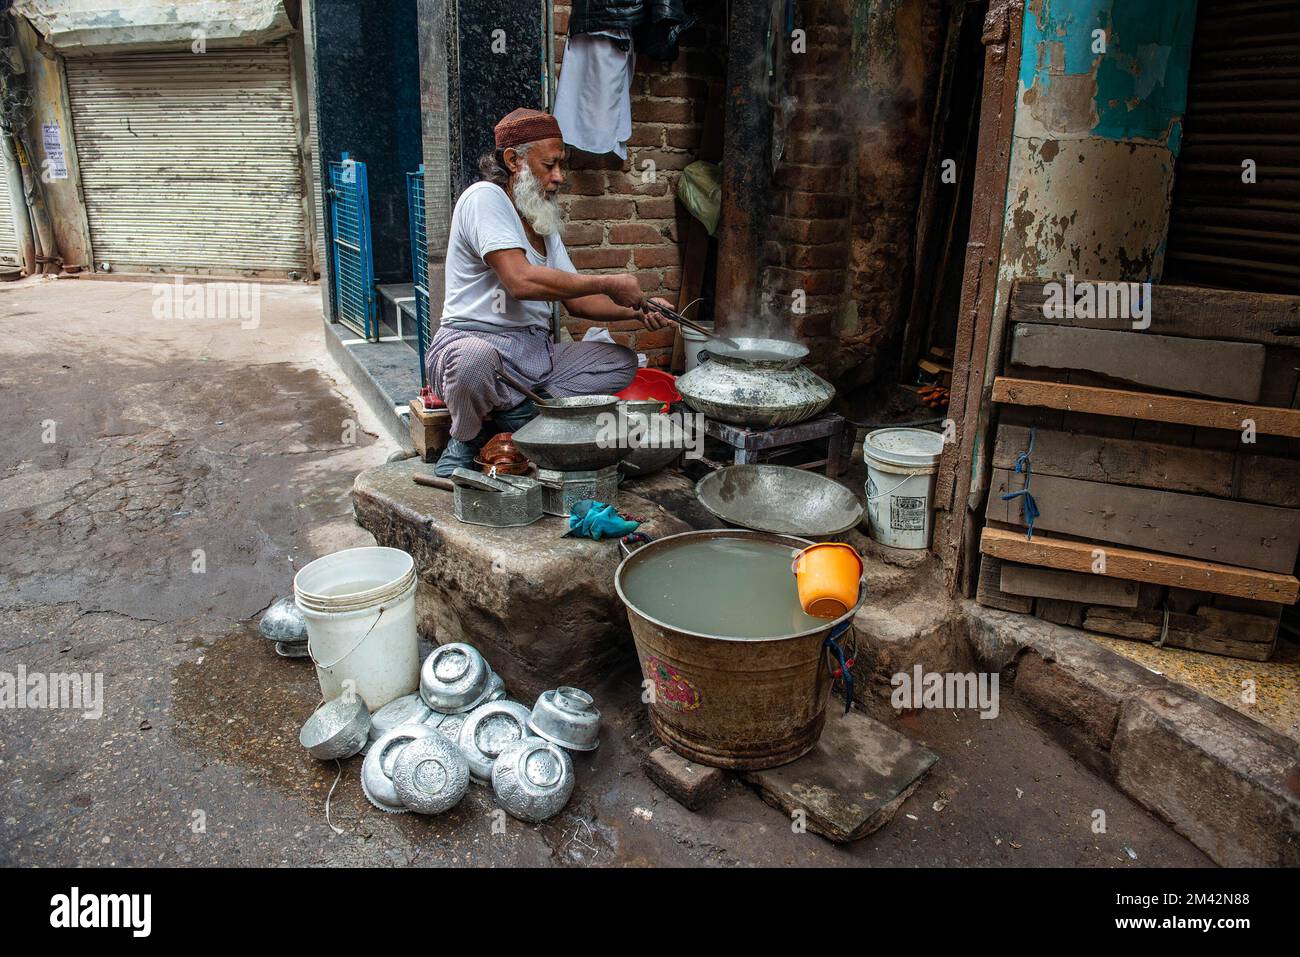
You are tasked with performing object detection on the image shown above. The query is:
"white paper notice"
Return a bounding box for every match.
[42,123,68,180]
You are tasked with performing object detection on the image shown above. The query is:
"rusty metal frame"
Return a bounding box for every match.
[934,0,1023,597]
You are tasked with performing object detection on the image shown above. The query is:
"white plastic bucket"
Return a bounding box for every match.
[864,428,945,550]
[294,546,420,711]
[682,323,713,372]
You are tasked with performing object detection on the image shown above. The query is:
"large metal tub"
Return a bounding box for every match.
[614,529,863,770]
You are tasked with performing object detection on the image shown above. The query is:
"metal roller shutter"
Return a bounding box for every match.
[0,148,19,266]
[1164,0,1300,294]
[66,44,308,276]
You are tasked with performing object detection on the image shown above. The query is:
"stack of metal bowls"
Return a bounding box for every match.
[420,643,504,714]
[362,724,470,813]
[260,597,309,658]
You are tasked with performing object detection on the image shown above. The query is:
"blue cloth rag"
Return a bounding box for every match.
[565,500,640,540]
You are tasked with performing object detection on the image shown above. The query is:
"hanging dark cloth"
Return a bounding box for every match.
[568,0,698,63]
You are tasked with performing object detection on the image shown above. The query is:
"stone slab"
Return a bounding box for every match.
[643,745,727,811]
[742,708,937,843]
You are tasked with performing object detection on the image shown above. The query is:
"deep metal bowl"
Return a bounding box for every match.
[299,695,371,761]
[695,464,864,539]
[491,736,575,823]
[392,733,470,814]
[260,597,307,642]
[420,643,491,713]
[458,699,533,783]
[527,687,601,752]
[368,693,433,747]
[361,725,437,813]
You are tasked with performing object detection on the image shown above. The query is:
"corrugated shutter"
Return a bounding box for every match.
[308,68,325,276]
[0,147,19,266]
[66,44,308,276]
[1164,0,1300,294]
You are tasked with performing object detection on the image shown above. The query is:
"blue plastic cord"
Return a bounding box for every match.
[824,621,854,714]
[1000,425,1038,540]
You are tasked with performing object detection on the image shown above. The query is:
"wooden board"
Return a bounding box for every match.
[975,555,1032,612]
[992,377,1300,438]
[987,468,1300,573]
[1000,562,1139,607]
[1008,280,1300,347]
[979,526,1300,604]
[1083,606,1278,662]
[994,425,1300,507]
[1009,323,1266,402]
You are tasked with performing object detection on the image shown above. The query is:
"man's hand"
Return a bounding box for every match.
[603,274,644,309]
[639,297,677,331]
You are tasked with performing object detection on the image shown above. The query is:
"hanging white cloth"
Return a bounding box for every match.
[553,30,635,160]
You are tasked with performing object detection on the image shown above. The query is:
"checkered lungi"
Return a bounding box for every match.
[426,324,637,441]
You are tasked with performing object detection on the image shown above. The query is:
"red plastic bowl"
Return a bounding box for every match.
[616,368,681,408]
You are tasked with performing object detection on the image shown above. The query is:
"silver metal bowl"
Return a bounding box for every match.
[299,695,370,761]
[433,710,468,746]
[457,700,533,783]
[492,736,575,823]
[392,733,470,814]
[361,725,436,813]
[527,687,601,752]
[275,640,310,658]
[260,597,308,642]
[420,643,491,713]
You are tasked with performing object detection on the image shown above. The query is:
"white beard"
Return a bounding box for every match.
[511,164,564,237]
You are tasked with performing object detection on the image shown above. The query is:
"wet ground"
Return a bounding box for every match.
[0,277,1210,867]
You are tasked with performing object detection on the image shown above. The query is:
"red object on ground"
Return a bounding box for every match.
[419,386,446,410]
[616,368,680,407]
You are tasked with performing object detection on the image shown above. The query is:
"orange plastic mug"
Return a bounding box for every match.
[792,542,863,618]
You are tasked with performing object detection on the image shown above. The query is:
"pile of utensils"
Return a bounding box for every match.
[260,597,309,658]
[298,642,601,824]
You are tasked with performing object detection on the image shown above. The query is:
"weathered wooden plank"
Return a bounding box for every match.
[1009,280,1300,347]
[1000,562,1139,607]
[1034,597,1086,628]
[1083,606,1278,661]
[992,377,1300,438]
[988,468,1300,573]
[975,555,1032,612]
[1009,324,1266,402]
[978,526,1300,603]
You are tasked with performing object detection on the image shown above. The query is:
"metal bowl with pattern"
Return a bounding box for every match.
[491,736,575,823]
[457,700,533,783]
[392,732,471,814]
[298,695,371,761]
[419,643,492,713]
[527,687,601,752]
[362,692,433,754]
[361,724,437,813]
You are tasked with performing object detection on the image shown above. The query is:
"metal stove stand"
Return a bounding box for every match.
[702,412,851,476]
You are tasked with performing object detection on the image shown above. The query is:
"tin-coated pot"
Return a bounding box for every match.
[362,724,437,813]
[299,695,371,760]
[613,529,864,770]
[528,687,601,751]
[420,643,491,713]
[510,395,624,471]
[457,699,533,783]
[392,732,470,814]
[261,597,308,642]
[491,736,575,823]
[675,337,834,429]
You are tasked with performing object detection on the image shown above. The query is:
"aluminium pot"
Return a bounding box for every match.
[675,337,834,429]
[510,395,625,471]
[614,529,864,770]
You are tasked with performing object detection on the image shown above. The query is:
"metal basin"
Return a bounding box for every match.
[695,464,863,539]
[614,529,864,771]
[675,337,834,429]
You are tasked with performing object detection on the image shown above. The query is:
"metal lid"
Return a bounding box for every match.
[458,700,532,783]
[491,736,575,823]
[864,427,945,469]
[420,643,491,713]
[361,725,436,813]
[527,687,601,751]
[392,733,470,814]
[299,695,371,761]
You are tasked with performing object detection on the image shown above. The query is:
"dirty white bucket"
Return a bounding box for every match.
[864,428,945,550]
[682,323,713,372]
[294,546,419,711]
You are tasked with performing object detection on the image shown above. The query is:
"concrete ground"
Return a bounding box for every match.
[0,277,1209,867]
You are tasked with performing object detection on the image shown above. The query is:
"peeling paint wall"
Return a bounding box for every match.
[997,0,1196,287]
[13,1,293,54]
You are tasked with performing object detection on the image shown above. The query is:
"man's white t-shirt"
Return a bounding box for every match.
[440,181,576,332]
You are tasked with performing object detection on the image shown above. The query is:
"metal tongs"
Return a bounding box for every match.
[641,299,740,349]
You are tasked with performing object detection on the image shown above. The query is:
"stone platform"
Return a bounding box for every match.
[351,460,722,700]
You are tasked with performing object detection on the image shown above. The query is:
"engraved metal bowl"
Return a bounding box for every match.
[260,597,308,642]
[420,643,491,713]
[527,687,601,752]
[361,725,436,813]
[392,733,470,814]
[492,736,575,823]
[299,695,371,761]
[433,709,469,746]
[457,700,533,783]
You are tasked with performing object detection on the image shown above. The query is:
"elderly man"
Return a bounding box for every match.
[426,107,674,476]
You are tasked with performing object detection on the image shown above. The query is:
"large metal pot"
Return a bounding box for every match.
[511,395,624,471]
[614,529,863,770]
[675,337,834,429]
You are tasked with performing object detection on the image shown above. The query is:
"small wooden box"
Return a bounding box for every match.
[408,399,451,462]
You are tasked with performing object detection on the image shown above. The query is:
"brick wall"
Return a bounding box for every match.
[552,1,725,368]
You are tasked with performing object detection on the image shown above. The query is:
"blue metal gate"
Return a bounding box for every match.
[328,152,377,338]
[406,165,431,387]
